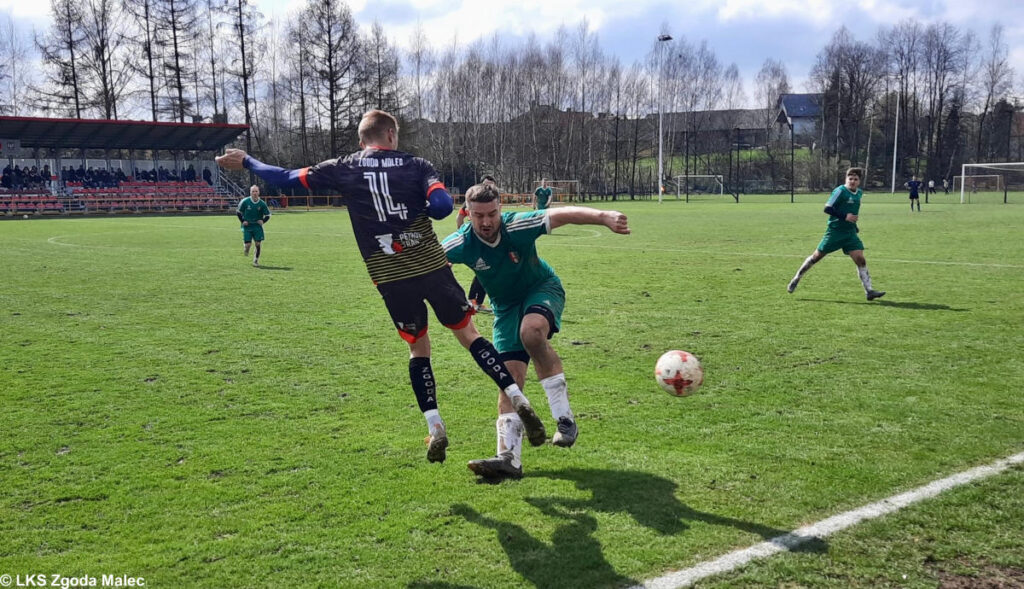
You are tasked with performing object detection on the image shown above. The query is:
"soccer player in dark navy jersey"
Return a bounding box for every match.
[905,175,922,211]
[216,110,547,466]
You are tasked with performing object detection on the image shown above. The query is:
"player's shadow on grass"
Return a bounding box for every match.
[445,503,637,589]
[422,469,824,589]
[255,265,292,271]
[529,468,826,550]
[799,298,967,312]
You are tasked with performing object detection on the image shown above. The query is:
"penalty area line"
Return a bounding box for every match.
[633,451,1024,589]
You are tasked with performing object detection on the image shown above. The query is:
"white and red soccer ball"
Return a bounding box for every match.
[655,350,704,396]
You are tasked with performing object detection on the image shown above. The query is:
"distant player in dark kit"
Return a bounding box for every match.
[237,184,271,267]
[905,175,922,211]
[215,110,547,465]
[788,167,885,301]
[443,182,631,481]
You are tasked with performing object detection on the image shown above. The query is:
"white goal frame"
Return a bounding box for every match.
[675,175,724,201]
[958,163,1024,204]
[531,180,579,205]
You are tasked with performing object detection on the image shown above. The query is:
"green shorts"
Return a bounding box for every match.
[817,230,863,255]
[491,277,565,356]
[242,224,265,243]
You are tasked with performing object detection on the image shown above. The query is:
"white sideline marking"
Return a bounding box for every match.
[557,243,1024,269]
[634,452,1024,589]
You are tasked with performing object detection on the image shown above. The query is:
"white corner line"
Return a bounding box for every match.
[635,451,1024,589]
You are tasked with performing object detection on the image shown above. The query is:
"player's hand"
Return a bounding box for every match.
[257,220,264,226]
[242,221,249,226]
[846,213,858,223]
[216,148,247,170]
[603,211,630,234]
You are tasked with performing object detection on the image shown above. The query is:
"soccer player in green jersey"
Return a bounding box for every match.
[217,110,547,466]
[443,183,630,481]
[237,185,271,267]
[787,167,885,301]
[532,178,552,210]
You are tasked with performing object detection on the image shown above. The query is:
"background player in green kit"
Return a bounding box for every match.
[237,185,271,267]
[532,178,552,210]
[443,183,630,481]
[787,167,885,301]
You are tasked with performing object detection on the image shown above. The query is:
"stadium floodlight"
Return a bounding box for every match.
[657,33,672,203]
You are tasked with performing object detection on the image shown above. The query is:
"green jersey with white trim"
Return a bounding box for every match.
[441,211,556,307]
[824,185,860,232]
[237,197,270,225]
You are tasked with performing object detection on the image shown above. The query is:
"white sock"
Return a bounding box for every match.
[424,409,443,434]
[496,413,523,467]
[793,255,815,282]
[503,383,527,403]
[858,266,873,292]
[540,373,572,420]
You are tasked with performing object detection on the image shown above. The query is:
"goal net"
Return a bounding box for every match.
[674,174,725,202]
[956,163,1024,204]
[531,180,579,205]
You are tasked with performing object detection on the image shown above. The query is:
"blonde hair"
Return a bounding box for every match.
[358,110,399,144]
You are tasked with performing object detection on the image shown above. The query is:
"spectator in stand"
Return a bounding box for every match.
[2,164,12,188]
[185,164,196,182]
[203,167,213,185]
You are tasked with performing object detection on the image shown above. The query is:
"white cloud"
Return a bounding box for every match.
[0,0,49,20]
[715,0,836,27]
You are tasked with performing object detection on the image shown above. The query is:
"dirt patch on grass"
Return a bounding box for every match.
[936,564,1024,588]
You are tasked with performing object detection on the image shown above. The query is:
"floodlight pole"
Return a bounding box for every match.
[657,34,672,203]
[891,78,900,194]
[789,119,795,203]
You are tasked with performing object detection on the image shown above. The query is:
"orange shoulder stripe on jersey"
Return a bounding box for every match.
[298,167,310,190]
[426,182,445,196]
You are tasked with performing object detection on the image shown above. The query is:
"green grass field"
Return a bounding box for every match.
[2,198,1022,588]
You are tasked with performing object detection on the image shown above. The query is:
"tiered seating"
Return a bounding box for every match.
[0,190,65,215]
[69,181,236,213]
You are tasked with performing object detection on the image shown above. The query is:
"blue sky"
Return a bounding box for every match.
[3,0,1022,104]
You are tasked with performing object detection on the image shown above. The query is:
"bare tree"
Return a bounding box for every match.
[358,21,402,114]
[755,58,790,189]
[407,21,433,121]
[122,0,163,121]
[78,0,131,119]
[223,0,263,152]
[0,12,32,115]
[155,0,198,122]
[35,0,85,117]
[974,24,1013,161]
[304,0,360,156]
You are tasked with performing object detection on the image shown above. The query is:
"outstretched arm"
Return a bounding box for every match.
[546,206,630,234]
[215,149,308,191]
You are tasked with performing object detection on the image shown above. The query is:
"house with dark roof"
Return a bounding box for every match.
[776,94,822,137]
